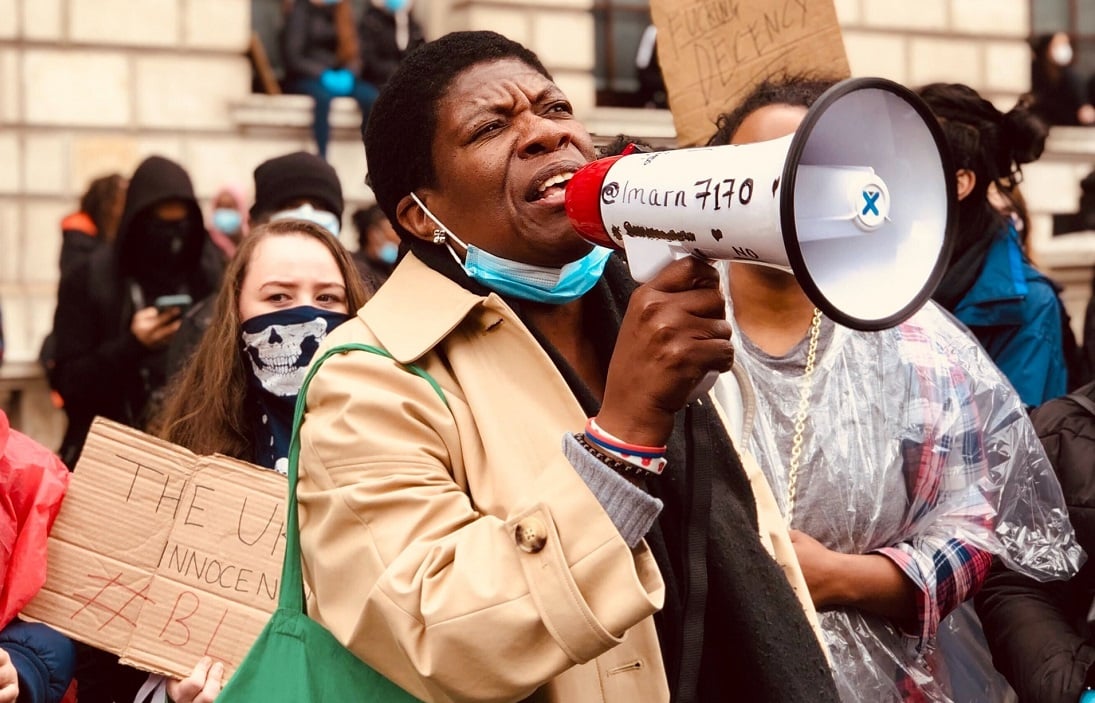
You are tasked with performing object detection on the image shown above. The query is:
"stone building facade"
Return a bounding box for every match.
[1,0,1091,447]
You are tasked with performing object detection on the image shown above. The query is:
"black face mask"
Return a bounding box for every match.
[137,216,193,272]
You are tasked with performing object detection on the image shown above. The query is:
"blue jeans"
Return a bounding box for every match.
[287,76,379,158]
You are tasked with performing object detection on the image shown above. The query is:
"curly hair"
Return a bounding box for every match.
[916,82,1048,250]
[153,219,368,460]
[706,75,841,146]
[917,83,1047,192]
[363,31,550,240]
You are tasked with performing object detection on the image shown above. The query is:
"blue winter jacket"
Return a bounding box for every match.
[0,619,75,703]
[953,223,1068,407]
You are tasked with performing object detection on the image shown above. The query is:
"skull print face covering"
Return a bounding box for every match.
[241,305,349,473]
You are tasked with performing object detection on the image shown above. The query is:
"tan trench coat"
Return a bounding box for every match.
[298,254,821,703]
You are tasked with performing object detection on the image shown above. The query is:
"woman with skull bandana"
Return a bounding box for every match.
[155,218,368,472]
[139,219,368,702]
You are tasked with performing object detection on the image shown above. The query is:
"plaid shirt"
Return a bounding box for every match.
[730,300,1073,702]
[873,322,994,645]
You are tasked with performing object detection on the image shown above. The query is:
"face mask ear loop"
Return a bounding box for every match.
[410,193,468,266]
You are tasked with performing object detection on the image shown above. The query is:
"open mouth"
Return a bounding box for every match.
[528,169,576,203]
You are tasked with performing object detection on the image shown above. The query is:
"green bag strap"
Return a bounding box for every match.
[280,342,447,613]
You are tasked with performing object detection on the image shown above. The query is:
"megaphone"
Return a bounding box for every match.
[565,76,956,331]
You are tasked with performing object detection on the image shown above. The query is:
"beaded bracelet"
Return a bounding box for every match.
[584,418,668,475]
[573,433,656,481]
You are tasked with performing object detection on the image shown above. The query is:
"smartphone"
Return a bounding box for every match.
[153,294,193,314]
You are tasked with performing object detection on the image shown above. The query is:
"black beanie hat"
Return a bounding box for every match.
[250,151,344,221]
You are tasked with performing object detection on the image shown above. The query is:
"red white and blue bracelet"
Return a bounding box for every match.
[584,417,668,475]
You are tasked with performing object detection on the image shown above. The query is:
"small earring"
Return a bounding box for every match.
[432,228,447,245]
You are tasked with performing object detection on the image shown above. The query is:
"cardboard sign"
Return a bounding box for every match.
[651,0,851,147]
[22,418,287,679]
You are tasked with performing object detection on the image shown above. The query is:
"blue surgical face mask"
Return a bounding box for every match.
[271,203,341,236]
[409,193,611,304]
[377,240,399,266]
[212,207,242,236]
[385,0,409,11]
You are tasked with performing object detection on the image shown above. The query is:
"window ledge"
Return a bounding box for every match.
[1036,230,1095,271]
[229,98,1095,157]
[1045,126,1095,157]
[232,95,682,146]
[582,106,677,148]
[231,93,367,131]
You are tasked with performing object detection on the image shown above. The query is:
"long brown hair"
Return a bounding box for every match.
[154,220,368,459]
[80,173,127,242]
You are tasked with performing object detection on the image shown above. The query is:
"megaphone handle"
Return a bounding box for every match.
[687,370,720,404]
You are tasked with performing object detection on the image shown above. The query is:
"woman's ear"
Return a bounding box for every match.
[395,192,436,243]
[956,169,977,202]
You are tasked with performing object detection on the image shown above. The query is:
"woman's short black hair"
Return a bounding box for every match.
[363,31,551,240]
[706,75,840,147]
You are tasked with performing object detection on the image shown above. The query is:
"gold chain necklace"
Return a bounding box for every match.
[784,307,822,525]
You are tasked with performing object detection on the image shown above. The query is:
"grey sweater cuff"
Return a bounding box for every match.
[562,433,663,548]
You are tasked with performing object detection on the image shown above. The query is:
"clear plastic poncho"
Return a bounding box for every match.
[714,298,1083,703]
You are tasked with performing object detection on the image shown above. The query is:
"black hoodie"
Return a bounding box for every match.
[50,156,222,469]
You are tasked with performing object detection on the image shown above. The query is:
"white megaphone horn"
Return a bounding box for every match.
[565,76,956,331]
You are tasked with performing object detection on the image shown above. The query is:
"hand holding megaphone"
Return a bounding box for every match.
[597,256,734,446]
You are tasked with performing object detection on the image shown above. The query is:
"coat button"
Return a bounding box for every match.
[515,517,548,553]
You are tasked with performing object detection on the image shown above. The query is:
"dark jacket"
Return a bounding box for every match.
[975,381,1095,703]
[282,0,345,80]
[0,620,75,703]
[1084,270,1095,381]
[163,294,216,380]
[358,5,425,88]
[1031,62,1094,127]
[40,213,107,388]
[351,249,392,296]
[50,156,221,469]
[58,212,103,279]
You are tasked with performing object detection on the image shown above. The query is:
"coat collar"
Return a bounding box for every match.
[359,252,500,364]
[955,225,1037,326]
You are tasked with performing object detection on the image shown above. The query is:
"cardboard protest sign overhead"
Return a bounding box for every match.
[651,0,851,147]
[23,418,287,679]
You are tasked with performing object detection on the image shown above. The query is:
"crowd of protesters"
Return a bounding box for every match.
[7,17,1095,703]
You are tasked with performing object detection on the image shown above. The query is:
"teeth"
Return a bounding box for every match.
[538,172,574,193]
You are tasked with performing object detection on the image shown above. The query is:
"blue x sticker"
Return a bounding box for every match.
[862,190,881,217]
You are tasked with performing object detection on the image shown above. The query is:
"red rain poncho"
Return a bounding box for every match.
[0,410,69,629]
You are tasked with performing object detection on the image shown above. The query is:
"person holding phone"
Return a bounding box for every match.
[50,155,222,469]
